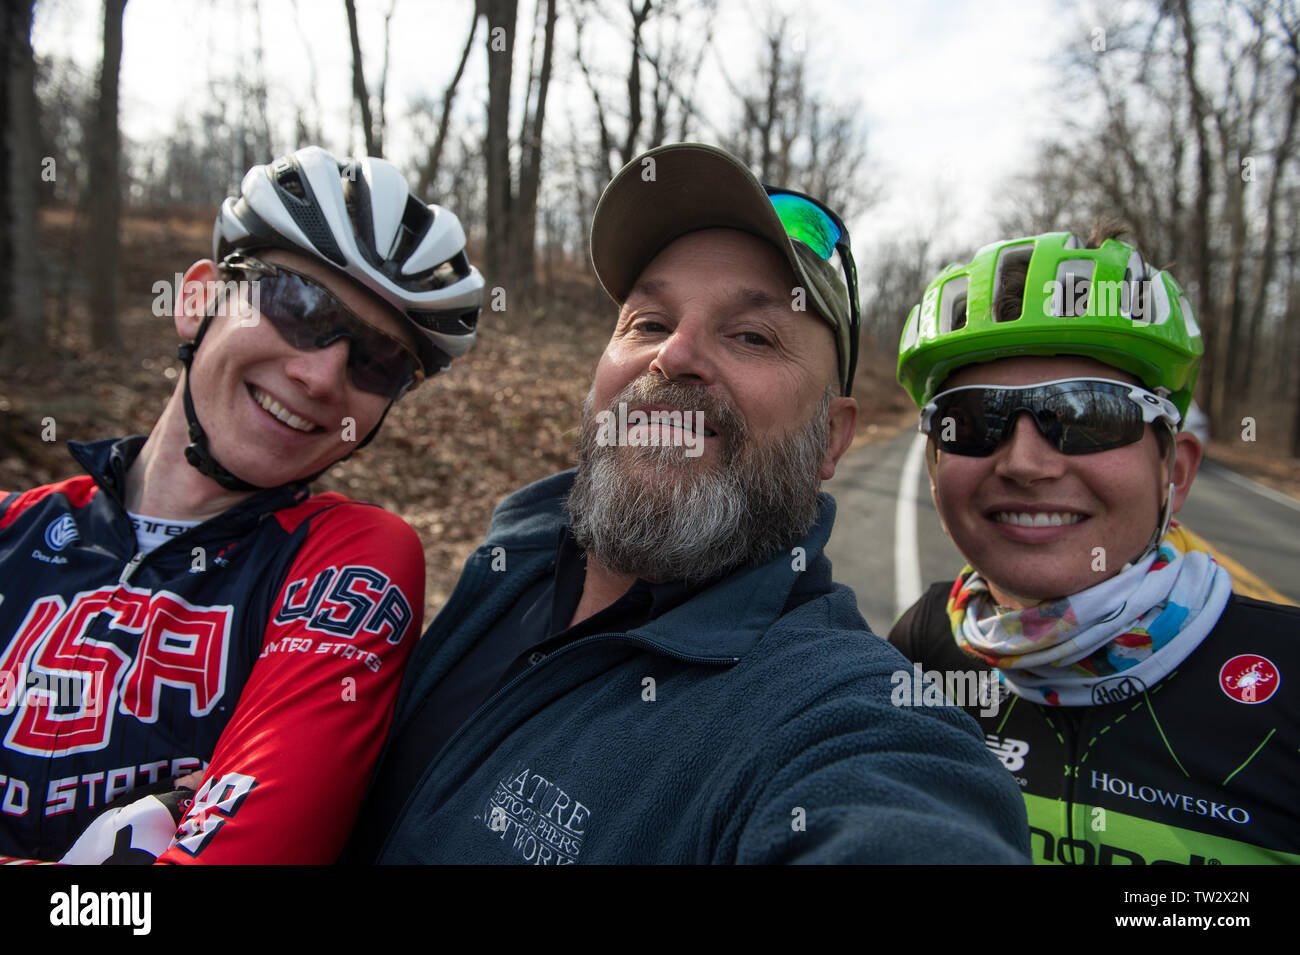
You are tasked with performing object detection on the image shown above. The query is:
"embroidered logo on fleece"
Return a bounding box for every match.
[478,761,590,865]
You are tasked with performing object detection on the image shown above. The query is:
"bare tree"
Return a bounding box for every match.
[345,0,380,155]
[415,2,480,199]
[2,0,43,366]
[376,0,397,152]
[291,0,324,146]
[482,0,560,302]
[512,0,557,302]
[484,0,518,284]
[1003,0,1300,446]
[719,11,874,219]
[84,0,127,351]
[248,0,276,162]
[567,0,717,280]
[1240,2,1299,388]
[573,0,714,183]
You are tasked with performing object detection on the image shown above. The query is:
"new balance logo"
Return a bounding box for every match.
[985,734,1029,771]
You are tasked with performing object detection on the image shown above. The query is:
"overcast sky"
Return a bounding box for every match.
[32,0,1078,254]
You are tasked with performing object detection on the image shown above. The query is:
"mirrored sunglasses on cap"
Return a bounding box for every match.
[919,377,1182,456]
[763,185,861,387]
[220,254,422,400]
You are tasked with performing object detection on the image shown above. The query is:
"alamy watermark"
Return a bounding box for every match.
[151,274,261,325]
[1042,275,1160,323]
[890,663,1006,717]
[594,401,706,458]
[0,669,105,716]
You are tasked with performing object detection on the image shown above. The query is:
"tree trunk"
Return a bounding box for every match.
[2,0,44,367]
[1178,0,1217,420]
[375,0,397,155]
[1216,116,1248,421]
[575,10,615,185]
[620,0,651,167]
[511,0,556,306]
[1241,50,1299,388]
[85,0,127,352]
[484,0,517,286]
[417,2,479,199]
[344,0,378,155]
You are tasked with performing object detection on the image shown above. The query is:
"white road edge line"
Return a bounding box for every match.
[894,431,927,621]
[1201,460,1300,514]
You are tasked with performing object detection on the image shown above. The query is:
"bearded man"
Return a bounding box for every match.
[345,144,1030,864]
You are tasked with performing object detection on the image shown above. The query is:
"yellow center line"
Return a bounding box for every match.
[1183,527,1297,606]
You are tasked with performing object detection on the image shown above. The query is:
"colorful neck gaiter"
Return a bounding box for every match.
[946,523,1233,706]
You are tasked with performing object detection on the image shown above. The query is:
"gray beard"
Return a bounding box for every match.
[566,377,830,584]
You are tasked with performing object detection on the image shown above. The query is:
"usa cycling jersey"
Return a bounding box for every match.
[0,436,423,863]
[890,582,1300,864]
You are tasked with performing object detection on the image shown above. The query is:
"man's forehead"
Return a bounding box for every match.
[623,230,797,306]
[624,275,792,314]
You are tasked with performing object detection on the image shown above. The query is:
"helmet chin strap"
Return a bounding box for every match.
[1124,421,1179,569]
[176,315,388,493]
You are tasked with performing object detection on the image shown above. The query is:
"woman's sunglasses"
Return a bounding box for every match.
[219,255,422,401]
[919,377,1182,456]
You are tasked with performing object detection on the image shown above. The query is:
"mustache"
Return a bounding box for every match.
[568,384,831,583]
[602,375,745,459]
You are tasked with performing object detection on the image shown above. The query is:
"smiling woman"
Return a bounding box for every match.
[888,225,1300,865]
[929,356,1175,604]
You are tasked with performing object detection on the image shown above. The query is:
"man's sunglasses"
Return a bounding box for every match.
[764,185,861,390]
[218,255,421,401]
[919,377,1182,456]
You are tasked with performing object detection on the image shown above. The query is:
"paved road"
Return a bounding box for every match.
[826,428,1300,637]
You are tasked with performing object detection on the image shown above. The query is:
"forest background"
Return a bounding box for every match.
[3,0,1297,621]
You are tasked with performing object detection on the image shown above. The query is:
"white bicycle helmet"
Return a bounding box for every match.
[213,145,484,377]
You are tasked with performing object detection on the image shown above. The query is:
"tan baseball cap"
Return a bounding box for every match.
[589,142,857,395]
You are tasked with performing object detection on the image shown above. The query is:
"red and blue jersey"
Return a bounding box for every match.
[0,436,423,863]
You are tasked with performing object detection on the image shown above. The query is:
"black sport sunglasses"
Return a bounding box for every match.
[920,377,1181,456]
[219,254,421,401]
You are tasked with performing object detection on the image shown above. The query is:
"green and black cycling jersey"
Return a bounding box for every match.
[889,586,1300,865]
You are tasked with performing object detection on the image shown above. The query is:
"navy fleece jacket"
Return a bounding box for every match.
[372,471,1030,864]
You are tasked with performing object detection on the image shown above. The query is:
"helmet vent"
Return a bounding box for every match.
[276,168,308,202]
[429,261,458,288]
[1122,251,1148,322]
[391,196,433,262]
[403,250,469,293]
[267,158,348,267]
[939,276,969,333]
[410,306,479,336]
[992,243,1035,322]
[1052,259,1095,318]
[950,294,968,330]
[341,170,381,267]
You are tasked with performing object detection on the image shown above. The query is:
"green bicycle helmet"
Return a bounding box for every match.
[897,232,1203,417]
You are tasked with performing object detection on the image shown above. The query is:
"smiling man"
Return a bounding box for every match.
[0,146,483,863]
[347,143,1030,865]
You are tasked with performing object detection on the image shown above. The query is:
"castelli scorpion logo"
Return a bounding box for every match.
[1219,654,1280,704]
